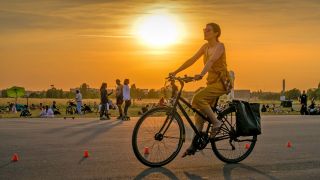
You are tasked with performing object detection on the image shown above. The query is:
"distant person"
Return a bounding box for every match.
[82,104,92,114]
[116,79,124,119]
[158,97,165,106]
[261,104,267,112]
[40,106,47,117]
[46,106,54,118]
[100,82,113,120]
[299,90,308,115]
[75,90,82,115]
[138,104,149,115]
[51,101,60,115]
[40,105,54,118]
[271,104,276,112]
[30,103,36,110]
[8,102,14,112]
[11,103,17,113]
[123,79,131,120]
[265,104,270,112]
[309,97,317,115]
[39,102,43,110]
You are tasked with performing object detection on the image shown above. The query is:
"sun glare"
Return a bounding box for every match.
[134,13,183,48]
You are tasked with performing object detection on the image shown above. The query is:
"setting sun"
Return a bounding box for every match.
[134,13,183,48]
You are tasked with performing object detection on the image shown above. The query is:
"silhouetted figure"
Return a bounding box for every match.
[299,90,308,115]
[100,82,113,120]
[116,79,124,119]
[123,79,131,120]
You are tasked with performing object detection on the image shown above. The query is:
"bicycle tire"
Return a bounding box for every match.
[211,110,257,163]
[132,106,185,167]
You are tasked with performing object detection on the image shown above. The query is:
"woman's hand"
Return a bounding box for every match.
[194,74,203,81]
[169,72,176,77]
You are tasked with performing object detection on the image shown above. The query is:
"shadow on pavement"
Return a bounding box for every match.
[75,120,123,145]
[184,171,205,180]
[223,163,278,180]
[134,167,179,180]
[45,120,101,134]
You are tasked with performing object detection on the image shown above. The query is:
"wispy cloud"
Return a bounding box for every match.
[78,34,133,38]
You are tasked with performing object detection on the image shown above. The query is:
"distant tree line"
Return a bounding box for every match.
[251,86,320,101]
[2,82,320,100]
[0,83,184,100]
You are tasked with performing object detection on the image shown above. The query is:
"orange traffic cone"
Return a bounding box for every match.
[287,141,292,148]
[245,143,250,149]
[11,153,19,162]
[144,147,150,155]
[83,150,89,158]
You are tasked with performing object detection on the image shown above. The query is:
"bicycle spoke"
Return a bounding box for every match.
[133,107,183,166]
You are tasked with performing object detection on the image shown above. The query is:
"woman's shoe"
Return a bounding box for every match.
[210,121,223,138]
[181,146,196,158]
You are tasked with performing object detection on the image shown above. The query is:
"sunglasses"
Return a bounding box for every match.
[203,28,213,33]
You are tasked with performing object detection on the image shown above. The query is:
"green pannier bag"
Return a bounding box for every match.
[234,100,261,136]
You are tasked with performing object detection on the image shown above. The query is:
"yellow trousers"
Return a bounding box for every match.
[191,81,226,131]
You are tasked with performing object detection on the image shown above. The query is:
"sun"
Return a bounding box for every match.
[134,13,183,48]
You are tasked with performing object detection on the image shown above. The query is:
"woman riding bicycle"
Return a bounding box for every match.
[170,22,230,157]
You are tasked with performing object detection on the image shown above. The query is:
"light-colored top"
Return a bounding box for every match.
[203,43,228,85]
[76,93,82,102]
[47,108,54,116]
[116,84,123,97]
[123,85,130,101]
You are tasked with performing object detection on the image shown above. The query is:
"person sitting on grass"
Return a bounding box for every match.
[40,105,54,118]
[138,104,149,115]
[51,101,61,115]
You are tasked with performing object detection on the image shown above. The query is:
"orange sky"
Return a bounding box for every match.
[0,0,319,92]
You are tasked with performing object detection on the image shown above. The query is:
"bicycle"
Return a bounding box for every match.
[132,75,257,167]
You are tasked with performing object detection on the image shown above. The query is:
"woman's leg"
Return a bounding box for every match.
[200,105,221,128]
[124,100,131,117]
[100,103,105,118]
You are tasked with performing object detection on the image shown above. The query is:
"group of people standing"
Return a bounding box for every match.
[99,79,131,120]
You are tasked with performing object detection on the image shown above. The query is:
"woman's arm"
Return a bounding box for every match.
[195,43,225,80]
[171,44,207,75]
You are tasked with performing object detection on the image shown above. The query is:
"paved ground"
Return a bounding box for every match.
[0,115,320,179]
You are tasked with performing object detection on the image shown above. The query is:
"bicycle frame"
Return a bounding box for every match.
[158,78,214,139]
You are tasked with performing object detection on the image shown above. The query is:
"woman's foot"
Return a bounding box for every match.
[210,121,223,138]
[181,146,196,158]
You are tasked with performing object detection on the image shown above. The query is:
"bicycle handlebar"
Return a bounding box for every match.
[166,75,195,83]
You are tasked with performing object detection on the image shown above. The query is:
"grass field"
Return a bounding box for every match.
[0,97,317,118]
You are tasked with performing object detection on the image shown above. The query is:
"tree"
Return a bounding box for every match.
[307,88,320,100]
[1,89,8,97]
[46,85,64,98]
[285,88,301,100]
[147,89,160,99]
[80,83,89,98]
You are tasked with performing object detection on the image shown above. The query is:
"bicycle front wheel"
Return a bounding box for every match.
[211,111,257,163]
[132,106,184,167]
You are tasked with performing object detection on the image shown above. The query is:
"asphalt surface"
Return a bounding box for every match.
[0,115,320,180]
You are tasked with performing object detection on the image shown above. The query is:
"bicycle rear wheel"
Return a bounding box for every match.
[132,106,184,167]
[211,111,257,163]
